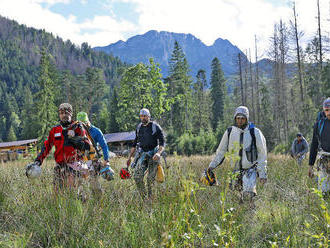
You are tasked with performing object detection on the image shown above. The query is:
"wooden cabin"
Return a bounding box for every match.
[104,131,135,155]
[0,139,38,162]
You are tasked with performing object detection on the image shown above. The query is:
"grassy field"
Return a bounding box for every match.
[0,154,329,247]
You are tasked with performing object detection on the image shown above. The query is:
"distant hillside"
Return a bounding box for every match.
[0,15,126,93]
[0,15,128,141]
[94,30,245,79]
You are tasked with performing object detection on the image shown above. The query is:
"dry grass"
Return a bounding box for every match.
[0,154,329,247]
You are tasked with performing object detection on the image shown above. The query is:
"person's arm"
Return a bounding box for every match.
[255,129,267,179]
[35,128,54,165]
[308,123,319,178]
[153,124,165,161]
[127,129,138,166]
[95,128,110,161]
[208,129,229,170]
[127,147,136,166]
[301,139,309,155]
[309,123,319,166]
[291,140,296,156]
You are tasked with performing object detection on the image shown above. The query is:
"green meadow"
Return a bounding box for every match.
[0,155,329,247]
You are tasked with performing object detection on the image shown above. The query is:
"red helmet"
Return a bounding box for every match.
[120,167,131,179]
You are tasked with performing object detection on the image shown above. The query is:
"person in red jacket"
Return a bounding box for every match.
[26,103,91,192]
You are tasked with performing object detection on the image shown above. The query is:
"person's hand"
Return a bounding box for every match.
[127,157,131,167]
[259,178,267,184]
[308,166,314,178]
[153,152,161,161]
[103,160,109,166]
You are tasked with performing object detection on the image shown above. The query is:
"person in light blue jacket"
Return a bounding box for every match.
[77,112,114,195]
[77,111,110,162]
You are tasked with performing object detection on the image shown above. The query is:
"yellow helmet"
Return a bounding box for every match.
[200,168,217,186]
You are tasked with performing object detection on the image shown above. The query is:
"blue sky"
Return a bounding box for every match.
[0,0,328,59]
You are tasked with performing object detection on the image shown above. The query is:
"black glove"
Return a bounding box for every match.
[68,136,90,151]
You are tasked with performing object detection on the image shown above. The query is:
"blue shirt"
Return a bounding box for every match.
[89,125,110,161]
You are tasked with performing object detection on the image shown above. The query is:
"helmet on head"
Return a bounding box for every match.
[25,162,42,179]
[77,111,89,124]
[234,106,249,120]
[323,97,330,109]
[140,108,151,117]
[120,167,131,179]
[200,168,217,186]
[58,103,73,115]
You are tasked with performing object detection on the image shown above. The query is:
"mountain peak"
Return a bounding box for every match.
[94,30,243,77]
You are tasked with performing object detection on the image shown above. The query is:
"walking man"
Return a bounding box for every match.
[127,108,165,199]
[291,133,309,166]
[309,98,330,195]
[26,103,92,193]
[207,106,267,202]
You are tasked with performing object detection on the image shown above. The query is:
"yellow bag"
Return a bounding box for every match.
[155,164,165,183]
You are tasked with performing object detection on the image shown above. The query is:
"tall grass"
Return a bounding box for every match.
[0,154,329,247]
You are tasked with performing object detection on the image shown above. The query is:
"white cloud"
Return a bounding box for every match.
[114,0,329,59]
[33,0,71,4]
[0,0,137,46]
[0,0,328,59]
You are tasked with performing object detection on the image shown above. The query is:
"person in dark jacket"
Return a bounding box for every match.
[127,108,165,199]
[309,97,330,194]
[291,133,309,166]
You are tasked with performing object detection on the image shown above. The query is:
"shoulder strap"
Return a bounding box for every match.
[227,127,232,151]
[137,122,157,135]
[152,122,157,135]
[250,127,256,148]
[318,118,326,137]
[80,122,101,159]
[227,127,232,140]
[137,123,142,135]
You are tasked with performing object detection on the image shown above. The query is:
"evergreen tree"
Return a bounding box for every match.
[34,49,57,145]
[210,57,226,131]
[108,88,120,133]
[84,67,107,115]
[166,41,193,136]
[20,86,37,139]
[321,62,330,97]
[192,69,211,133]
[6,125,17,141]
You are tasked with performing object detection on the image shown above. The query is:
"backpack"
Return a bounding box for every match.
[136,121,158,136]
[227,126,258,163]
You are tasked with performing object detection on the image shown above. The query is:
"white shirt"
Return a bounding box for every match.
[209,125,267,178]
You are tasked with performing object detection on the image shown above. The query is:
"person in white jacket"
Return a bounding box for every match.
[208,106,267,201]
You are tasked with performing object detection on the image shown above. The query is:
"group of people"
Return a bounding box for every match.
[26,97,330,201]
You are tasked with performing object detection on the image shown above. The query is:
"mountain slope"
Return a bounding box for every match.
[94,30,244,78]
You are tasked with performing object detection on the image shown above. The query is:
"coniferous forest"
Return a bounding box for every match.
[0,11,329,155]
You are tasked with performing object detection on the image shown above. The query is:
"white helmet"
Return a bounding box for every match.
[26,162,42,179]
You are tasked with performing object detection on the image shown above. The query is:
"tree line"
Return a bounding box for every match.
[0,0,329,156]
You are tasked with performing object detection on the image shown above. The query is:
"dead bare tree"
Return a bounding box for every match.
[254,35,260,124]
[292,1,305,103]
[238,53,245,105]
